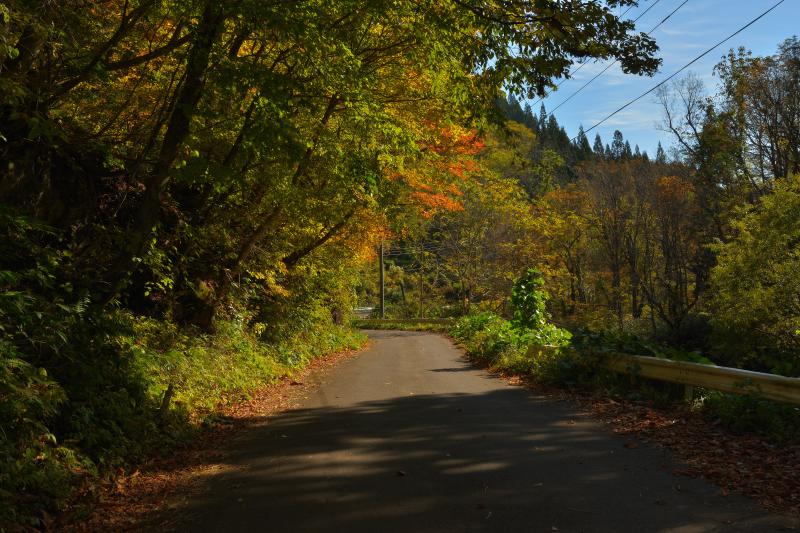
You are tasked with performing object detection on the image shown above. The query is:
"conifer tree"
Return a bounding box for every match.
[593,134,605,158]
[656,141,667,163]
[523,103,536,130]
[576,125,592,159]
[611,130,625,160]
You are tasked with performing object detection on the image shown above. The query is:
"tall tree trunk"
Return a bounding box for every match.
[106,1,226,300]
[612,264,623,331]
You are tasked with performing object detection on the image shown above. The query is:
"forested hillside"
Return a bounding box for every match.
[0,0,665,527]
[369,37,800,377]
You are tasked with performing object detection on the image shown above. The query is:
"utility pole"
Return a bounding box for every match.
[379,240,385,318]
[418,272,423,318]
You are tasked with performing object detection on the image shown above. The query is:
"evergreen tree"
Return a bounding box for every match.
[576,125,592,159]
[506,94,525,123]
[523,103,536,130]
[605,143,613,159]
[634,144,641,158]
[524,103,533,117]
[593,133,605,157]
[495,95,512,117]
[611,130,625,160]
[642,150,649,161]
[656,141,667,164]
[623,140,633,159]
[547,114,559,136]
[539,103,547,126]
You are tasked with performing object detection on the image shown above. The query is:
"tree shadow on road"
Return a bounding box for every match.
[153,389,790,532]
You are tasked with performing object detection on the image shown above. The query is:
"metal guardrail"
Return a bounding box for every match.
[604,352,800,406]
[530,345,800,405]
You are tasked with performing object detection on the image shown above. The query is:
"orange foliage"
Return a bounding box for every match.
[655,175,694,202]
[409,191,464,218]
[389,122,486,220]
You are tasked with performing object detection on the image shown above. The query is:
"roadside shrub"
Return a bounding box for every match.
[452,312,516,362]
[132,314,364,418]
[510,268,549,330]
[0,342,79,527]
[451,311,497,341]
[451,269,574,381]
[702,391,800,441]
[570,328,712,365]
[453,270,716,394]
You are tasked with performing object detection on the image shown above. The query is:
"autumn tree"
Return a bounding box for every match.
[583,160,630,330]
[432,132,539,311]
[534,184,593,315]
[710,173,800,375]
[715,39,800,184]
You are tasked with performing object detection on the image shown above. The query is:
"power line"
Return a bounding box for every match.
[530,0,663,109]
[576,0,786,141]
[549,0,690,116]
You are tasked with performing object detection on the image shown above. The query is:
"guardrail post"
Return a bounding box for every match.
[684,384,694,402]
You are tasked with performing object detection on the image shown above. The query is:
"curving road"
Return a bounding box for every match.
[169,330,794,532]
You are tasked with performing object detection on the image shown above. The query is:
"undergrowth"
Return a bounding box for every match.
[0,208,367,528]
[1,309,364,529]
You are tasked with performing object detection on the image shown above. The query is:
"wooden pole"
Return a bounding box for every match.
[419,273,424,318]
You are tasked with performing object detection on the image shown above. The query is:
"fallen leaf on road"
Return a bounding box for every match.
[515,378,800,516]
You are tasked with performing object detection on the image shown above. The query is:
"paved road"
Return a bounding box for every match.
[171,331,794,532]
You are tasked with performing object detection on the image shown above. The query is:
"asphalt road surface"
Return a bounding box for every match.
[170,330,795,532]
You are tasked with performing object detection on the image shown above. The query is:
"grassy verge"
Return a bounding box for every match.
[132,317,366,418]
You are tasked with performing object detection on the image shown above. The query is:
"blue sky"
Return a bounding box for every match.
[530,0,799,157]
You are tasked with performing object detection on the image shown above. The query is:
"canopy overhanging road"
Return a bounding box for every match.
[172,331,793,532]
